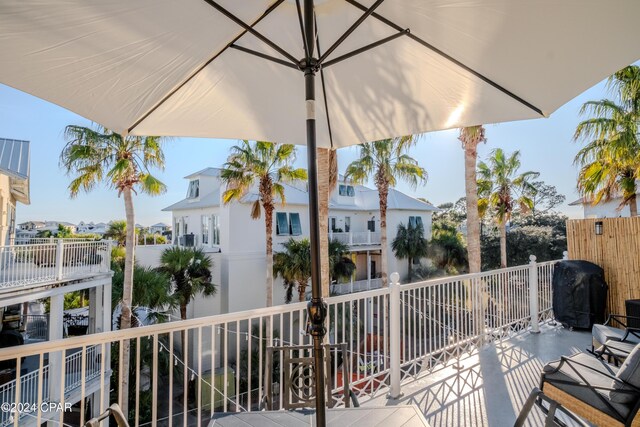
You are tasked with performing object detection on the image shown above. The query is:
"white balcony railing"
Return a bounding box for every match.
[0,345,102,426]
[0,240,111,291]
[0,257,558,426]
[331,278,383,295]
[329,231,381,246]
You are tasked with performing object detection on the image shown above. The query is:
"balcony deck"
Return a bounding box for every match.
[366,323,591,427]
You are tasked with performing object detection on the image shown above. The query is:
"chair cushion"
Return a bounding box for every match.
[543,352,630,421]
[611,344,640,403]
[592,324,640,346]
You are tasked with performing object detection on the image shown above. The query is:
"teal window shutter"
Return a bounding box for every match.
[276,212,289,235]
[290,213,302,235]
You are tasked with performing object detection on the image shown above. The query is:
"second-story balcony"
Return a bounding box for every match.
[0,240,112,293]
[0,257,563,426]
[329,231,381,247]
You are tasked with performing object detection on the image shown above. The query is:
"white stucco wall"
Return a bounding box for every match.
[385,210,433,282]
[0,174,16,245]
[582,198,638,218]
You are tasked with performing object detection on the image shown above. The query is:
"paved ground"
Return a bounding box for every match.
[365,324,592,427]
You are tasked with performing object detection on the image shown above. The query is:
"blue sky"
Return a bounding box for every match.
[0,78,610,226]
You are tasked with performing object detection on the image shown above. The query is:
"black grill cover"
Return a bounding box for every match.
[552,260,608,329]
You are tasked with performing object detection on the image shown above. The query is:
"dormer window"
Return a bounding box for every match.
[339,184,355,197]
[187,180,200,199]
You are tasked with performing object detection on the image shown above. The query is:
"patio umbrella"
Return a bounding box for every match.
[1,1,639,424]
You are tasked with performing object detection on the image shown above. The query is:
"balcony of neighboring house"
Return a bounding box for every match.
[0,256,571,427]
[0,238,112,294]
[0,238,113,425]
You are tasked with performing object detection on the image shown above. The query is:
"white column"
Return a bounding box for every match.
[529,255,540,334]
[88,287,98,334]
[388,272,402,399]
[563,251,568,260]
[48,293,64,407]
[102,283,112,412]
[366,251,371,290]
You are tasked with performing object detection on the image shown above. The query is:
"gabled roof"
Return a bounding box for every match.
[151,222,169,227]
[184,167,222,180]
[0,138,30,204]
[163,188,220,211]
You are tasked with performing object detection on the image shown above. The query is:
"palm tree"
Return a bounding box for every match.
[105,220,127,246]
[345,136,427,286]
[574,65,640,216]
[60,125,166,415]
[459,126,486,273]
[391,221,429,281]
[220,140,307,308]
[274,238,355,302]
[159,246,216,320]
[273,238,311,303]
[477,149,539,268]
[328,239,356,285]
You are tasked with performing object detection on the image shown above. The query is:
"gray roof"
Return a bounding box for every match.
[0,138,30,204]
[0,138,29,180]
[184,167,222,180]
[163,188,221,211]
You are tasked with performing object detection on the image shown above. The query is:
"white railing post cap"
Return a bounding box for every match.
[390,272,400,285]
[529,254,537,263]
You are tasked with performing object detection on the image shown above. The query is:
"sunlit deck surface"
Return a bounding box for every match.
[365,324,591,427]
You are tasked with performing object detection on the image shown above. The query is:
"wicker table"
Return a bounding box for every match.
[208,406,430,426]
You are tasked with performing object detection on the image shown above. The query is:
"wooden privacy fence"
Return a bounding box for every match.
[566,217,640,316]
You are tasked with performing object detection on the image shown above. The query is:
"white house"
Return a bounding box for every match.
[77,221,109,235]
[0,138,30,245]
[569,194,640,218]
[152,167,436,318]
[148,222,170,234]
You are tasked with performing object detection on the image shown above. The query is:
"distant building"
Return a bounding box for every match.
[569,194,640,218]
[77,221,109,235]
[0,138,30,245]
[18,220,44,231]
[155,167,437,316]
[149,222,170,234]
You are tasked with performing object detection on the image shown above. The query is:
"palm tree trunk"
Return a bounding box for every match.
[264,200,274,346]
[630,194,638,216]
[464,141,482,274]
[499,221,507,268]
[378,183,389,287]
[265,205,274,308]
[317,148,331,297]
[120,186,136,417]
[298,283,307,302]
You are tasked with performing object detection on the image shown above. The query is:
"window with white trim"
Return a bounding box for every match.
[276,212,302,236]
[201,215,209,245]
[187,180,200,198]
[339,184,355,197]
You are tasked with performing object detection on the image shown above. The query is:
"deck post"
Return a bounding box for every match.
[49,293,64,407]
[55,239,64,281]
[388,272,402,399]
[529,255,540,334]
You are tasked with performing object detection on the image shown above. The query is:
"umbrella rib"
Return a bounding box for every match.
[230,44,299,70]
[127,0,287,135]
[296,0,311,60]
[344,0,545,117]
[322,29,409,69]
[315,16,334,149]
[202,0,299,65]
[317,0,386,65]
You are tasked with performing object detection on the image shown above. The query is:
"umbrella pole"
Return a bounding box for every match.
[303,1,328,426]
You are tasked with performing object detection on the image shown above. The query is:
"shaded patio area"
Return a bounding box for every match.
[366,324,591,427]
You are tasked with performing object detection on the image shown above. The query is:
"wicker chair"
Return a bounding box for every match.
[262,343,359,411]
[540,347,640,427]
[514,387,591,427]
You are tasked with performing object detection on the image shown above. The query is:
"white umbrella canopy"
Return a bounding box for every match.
[0,0,639,146]
[2,1,640,422]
